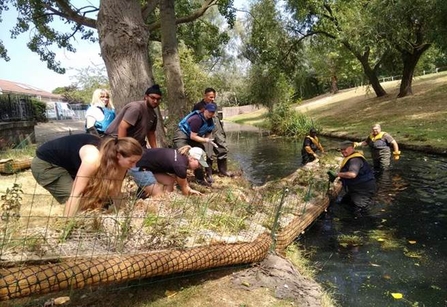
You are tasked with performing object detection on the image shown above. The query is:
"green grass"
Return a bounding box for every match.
[227,72,447,153]
[1,145,36,159]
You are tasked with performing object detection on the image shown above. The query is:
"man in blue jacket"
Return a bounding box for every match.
[173,103,216,186]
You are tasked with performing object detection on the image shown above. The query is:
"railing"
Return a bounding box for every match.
[0,95,36,122]
[379,66,447,83]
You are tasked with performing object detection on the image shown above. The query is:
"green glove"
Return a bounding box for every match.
[327,170,338,183]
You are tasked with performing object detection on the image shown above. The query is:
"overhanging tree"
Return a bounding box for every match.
[285,0,390,97]
[374,0,434,97]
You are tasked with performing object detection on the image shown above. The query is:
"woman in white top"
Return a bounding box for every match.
[85,89,116,135]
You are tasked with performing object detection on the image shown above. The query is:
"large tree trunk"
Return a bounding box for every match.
[357,56,387,97]
[159,0,190,146]
[342,42,387,97]
[97,0,154,111]
[397,44,431,98]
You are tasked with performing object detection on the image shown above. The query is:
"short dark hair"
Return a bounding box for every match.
[204,87,216,94]
[309,128,317,134]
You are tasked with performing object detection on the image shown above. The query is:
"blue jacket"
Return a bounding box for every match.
[86,106,116,133]
[178,110,214,137]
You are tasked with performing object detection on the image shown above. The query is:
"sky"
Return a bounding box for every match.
[0,3,103,92]
[0,1,249,93]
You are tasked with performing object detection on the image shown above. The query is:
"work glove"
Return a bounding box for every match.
[393,151,401,161]
[206,138,219,148]
[327,170,338,183]
[210,141,218,148]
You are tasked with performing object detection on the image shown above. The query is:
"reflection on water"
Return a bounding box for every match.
[225,123,447,307]
[225,123,302,185]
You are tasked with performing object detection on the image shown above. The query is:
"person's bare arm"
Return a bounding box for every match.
[147,130,157,148]
[318,143,324,153]
[354,141,367,147]
[337,159,361,179]
[64,145,100,217]
[337,170,358,179]
[177,177,202,195]
[117,120,132,138]
[391,140,399,152]
[304,145,317,158]
[190,132,212,144]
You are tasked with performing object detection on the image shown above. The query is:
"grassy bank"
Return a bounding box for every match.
[228,72,447,154]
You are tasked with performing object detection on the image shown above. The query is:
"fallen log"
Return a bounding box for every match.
[0,158,33,174]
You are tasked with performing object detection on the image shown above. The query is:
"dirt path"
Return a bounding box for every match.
[34,119,85,144]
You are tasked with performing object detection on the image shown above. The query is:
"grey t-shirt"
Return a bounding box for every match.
[105,100,157,146]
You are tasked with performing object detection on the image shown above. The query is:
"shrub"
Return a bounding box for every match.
[268,102,319,137]
[31,99,48,123]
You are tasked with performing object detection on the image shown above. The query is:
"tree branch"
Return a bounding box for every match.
[148,0,216,31]
[142,0,159,21]
[47,0,97,29]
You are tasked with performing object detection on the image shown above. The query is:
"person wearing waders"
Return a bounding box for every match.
[192,88,233,183]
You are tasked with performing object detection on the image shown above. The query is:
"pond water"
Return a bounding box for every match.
[225,123,447,307]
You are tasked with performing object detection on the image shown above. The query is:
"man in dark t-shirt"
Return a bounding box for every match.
[333,141,376,217]
[105,84,162,148]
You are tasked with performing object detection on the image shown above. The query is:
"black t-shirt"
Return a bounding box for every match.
[136,148,189,179]
[36,134,101,178]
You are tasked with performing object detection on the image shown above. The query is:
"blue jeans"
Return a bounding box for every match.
[128,167,156,187]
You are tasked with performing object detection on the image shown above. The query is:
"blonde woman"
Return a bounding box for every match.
[31,134,142,217]
[85,89,116,135]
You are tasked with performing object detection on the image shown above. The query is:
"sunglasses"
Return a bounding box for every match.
[100,95,110,99]
[148,95,162,102]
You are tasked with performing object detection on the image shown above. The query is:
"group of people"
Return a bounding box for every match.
[31,85,233,217]
[303,124,400,217]
[32,83,400,219]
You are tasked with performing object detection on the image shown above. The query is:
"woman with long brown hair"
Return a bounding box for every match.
[31,134,142,217]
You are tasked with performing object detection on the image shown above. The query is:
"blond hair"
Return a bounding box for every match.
[178,145,192,156]
[91,88,115,109]
[78,137,142,212]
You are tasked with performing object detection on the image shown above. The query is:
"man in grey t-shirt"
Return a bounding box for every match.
[105,84,162,148]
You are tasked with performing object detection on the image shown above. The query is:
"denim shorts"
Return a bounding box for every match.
[128,167,156,187]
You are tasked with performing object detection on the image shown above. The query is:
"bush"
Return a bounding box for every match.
[268,103,319,137]
[31,99,48,123]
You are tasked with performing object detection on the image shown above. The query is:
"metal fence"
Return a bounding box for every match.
[0,157,341,304]
[0,94,36,122]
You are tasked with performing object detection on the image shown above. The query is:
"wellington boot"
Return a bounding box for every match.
[205,159,214,183]
[194,168,212,187]
[217,159,233,177]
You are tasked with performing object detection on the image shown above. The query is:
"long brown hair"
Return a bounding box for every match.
[79,137,142,212]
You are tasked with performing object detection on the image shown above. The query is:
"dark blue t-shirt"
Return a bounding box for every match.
[136,148,189,179]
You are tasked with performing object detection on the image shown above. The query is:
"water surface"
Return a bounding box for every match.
[225,123,447,307]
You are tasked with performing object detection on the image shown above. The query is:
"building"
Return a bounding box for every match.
[0,79,63,103]
[0,79,65,149]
